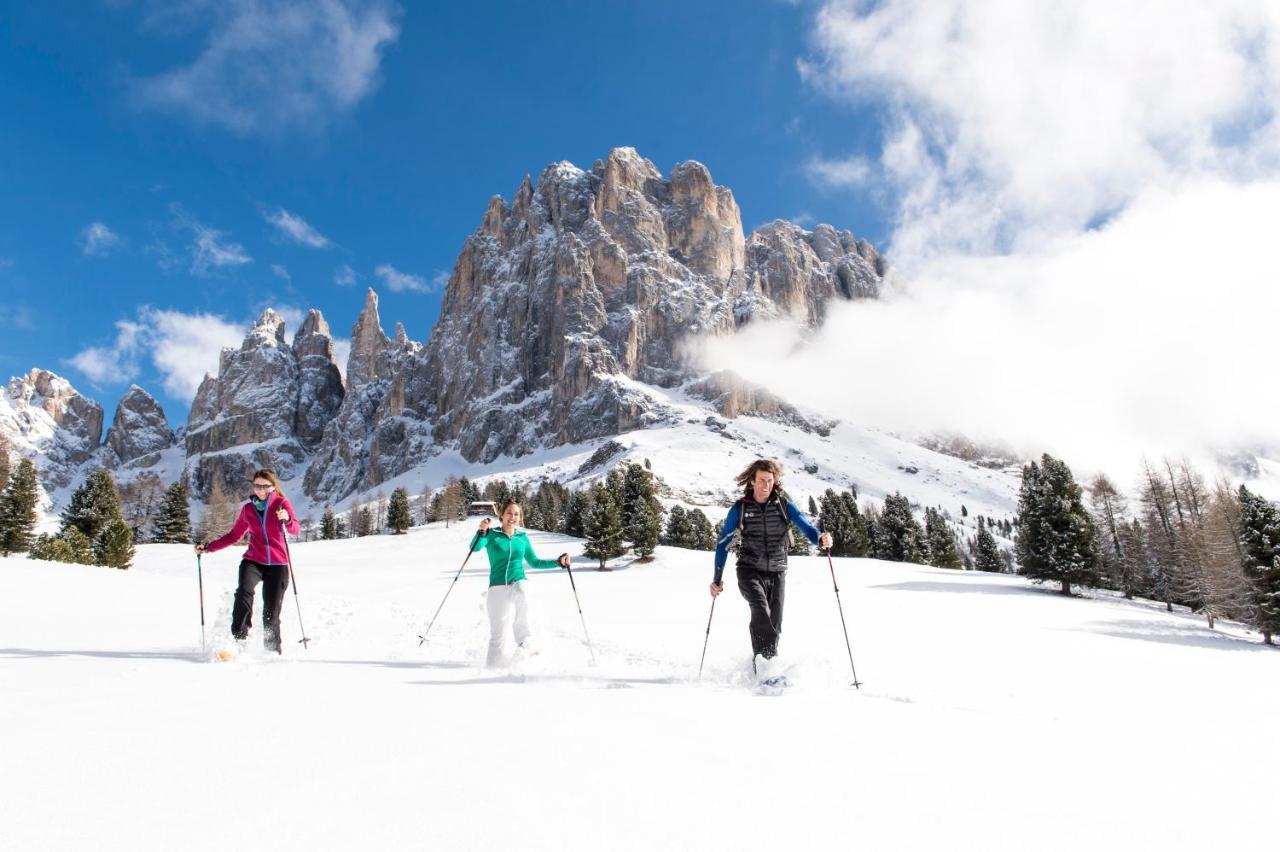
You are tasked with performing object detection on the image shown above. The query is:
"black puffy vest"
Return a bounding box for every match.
[736,493,791,573]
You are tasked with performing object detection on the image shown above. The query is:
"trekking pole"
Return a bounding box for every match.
[281,535,311,650]
[825,548,861,688]
[418,530,482,647]
[197,553,206,653]
[562,557,597,665]
[698,595,717,679]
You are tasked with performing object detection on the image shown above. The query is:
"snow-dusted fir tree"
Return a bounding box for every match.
[388,487,412,534]
[1014,454,1101,595]
[874,493,927,564]
[924,507,961,569]
[321,507,338,540]
[563,490,590,539]
[687,508,717,551]
[583,481,624,569]
[621,463,661,560]
[151,477,193,544]
[661,505,691,548]
[818,488,869,558]
[62,468,123,545]
[973,519,1003,572]
[1238,485,1280,644]
[0,457,40,556]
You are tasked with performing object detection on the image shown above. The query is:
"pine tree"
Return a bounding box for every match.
[152,477,193,544]
[621,463,662,560]
[358,506,374,537]
[873,493,927,564]
[662,505,692,548]
[924,507,962,569]
[97,516,135,569]
[973,519,1003,572]
[321,506,338,540]
[1014,454,1101,595]
[808,495,819,517]
[1238,485,1280,644]
[0,457,40,556]
[687,508,718,551]
[388,487,412,534]
[583,482,624,569]
[788,521,812,556]
[61,468,122,544]
[563,489,590,539]
[839,491,870,557]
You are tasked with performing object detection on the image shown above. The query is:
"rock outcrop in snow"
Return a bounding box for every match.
[0,369,104,490]
[301,147,887,500]
[103,385,173,467]
[6,148,890,507]
[187,308,344,499]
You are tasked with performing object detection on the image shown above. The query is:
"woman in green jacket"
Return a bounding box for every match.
[475,501,570,666]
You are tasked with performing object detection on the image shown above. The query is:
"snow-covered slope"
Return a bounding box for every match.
[2,527,1274,851]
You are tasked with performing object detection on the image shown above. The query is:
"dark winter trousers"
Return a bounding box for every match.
[231,560,289,652]
[736,567,786,660]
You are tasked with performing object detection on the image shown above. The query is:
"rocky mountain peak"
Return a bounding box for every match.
[104,385,173,467]
[0,369,105,491]
[347,288,392,390]
[244,308,288,349]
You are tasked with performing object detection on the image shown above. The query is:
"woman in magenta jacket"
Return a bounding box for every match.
[195,469,301,653]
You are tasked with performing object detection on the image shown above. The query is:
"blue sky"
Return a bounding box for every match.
[0,0,889,426]
[4,1,1278,475]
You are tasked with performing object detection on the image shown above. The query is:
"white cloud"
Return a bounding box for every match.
[168,205,252,276]
[802,0,1280,261]
[271,264,291,281]
[374,263,435,294]
[265,208,330,248]
[132,0,401,136]
[332,337,351,379]
[69,345,132,385]
[81,222,122,256]
[68,307,248,399]
[804,155,873,189]
[715,1,1280,479]
[333,264,358,287]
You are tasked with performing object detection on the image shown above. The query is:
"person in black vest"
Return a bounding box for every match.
[710,459,832,671]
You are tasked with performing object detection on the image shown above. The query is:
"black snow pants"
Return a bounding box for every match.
[736,566,786,660]
[231,560,290,652]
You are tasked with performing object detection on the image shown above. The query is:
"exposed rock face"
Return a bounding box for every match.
[301,147,887,500]
[0,369,104,490]
[11,149,888,508]
[104,386,174,467]
[303,290,424,500]
[292,310,345,451]
[186,309,341,499]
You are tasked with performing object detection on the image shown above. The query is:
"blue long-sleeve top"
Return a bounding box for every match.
[712,497,822,584]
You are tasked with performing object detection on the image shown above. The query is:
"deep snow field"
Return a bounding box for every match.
[2,523,1275,851]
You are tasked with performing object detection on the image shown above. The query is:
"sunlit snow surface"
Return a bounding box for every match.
[2,524,1275,851]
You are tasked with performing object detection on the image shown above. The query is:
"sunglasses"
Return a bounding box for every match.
[252,483,274,492]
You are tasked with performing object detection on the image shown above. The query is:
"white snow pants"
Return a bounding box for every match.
[486,581,531,666]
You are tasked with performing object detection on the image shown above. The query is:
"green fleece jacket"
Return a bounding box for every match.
[472,528,560,586]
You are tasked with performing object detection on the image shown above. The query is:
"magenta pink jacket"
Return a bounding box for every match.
[205,492,300,566]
